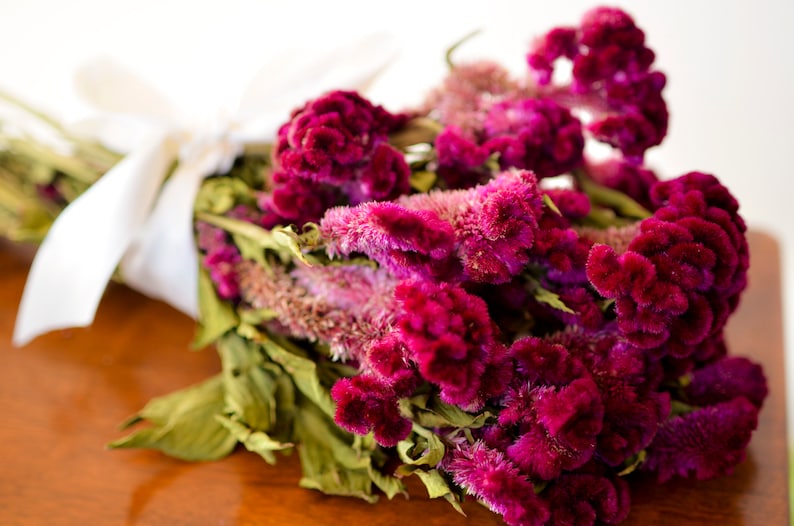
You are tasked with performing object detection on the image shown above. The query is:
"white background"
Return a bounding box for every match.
[2,0,793,454]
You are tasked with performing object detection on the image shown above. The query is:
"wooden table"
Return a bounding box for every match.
[0,232,788,525]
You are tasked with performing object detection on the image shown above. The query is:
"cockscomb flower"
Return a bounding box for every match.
[447,442,551,526]
[482,98,584,178]
[684,356,768,409]
[196,221,243,300]
[543,471,630,526]
[321,170,543,284]
[236,262,395,360]
[395,279,505,407]
[527,6,668,160]
[434,125,492,189]
[493,337,604,480]
[331,374,412,447]
[263,90,411,226]
[586,172,748,356]
[643,396,759,482]
[420,61,524,137]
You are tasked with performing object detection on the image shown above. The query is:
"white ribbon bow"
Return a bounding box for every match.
[13,34,397,346]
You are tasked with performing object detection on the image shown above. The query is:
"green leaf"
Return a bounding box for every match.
[216,415,293,465]
[194,177,253,215]
[397,425,445,468]
[217,333,279,431]
[576,171,652,220]
[294,399,378,503]
[401,395,493,430]
[109,375,237,461]
[193,266,239,348]
[531,285,575,314]
[260,335,336,418]
[409,170,437,192]
[542,193,563,216]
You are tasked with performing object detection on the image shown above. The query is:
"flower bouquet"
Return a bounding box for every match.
[0,7,768,526]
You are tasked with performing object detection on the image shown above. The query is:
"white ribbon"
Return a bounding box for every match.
[13,34,397,346]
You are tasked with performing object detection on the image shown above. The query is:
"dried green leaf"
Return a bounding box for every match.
[409,170,437,192]
[532,285,575,314]
[193,266,239,348]
[109,375,237,461]
[216,415,293,465]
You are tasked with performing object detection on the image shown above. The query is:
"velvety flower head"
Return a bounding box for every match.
[497,337,604,480]
[263,90,411,225]
[321,170,543,284]
[331,374,412,447]
[684,356,768,409]
[320,201,459,281]
[543,472,630,526]
[587,172,748,356]
[401,169,544,283]
[395,280,505,407]
[482,98,584,178]
[420,61,525,137]
[447,442,551,526]
[527,6,668,160]
[196,221,242,300]
[643,397,759,482]
[435,126,492,189]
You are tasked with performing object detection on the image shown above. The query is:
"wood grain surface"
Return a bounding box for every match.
[0,232,788,525]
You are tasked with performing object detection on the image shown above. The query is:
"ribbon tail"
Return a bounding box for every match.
[119,145,237,321]
[12,135,179,346]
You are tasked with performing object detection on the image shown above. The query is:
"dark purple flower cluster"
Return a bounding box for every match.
[263,90,411,225]
[527,6,668,161]
[587,172,749,356]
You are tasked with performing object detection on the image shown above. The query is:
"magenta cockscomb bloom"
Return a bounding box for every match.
[447,442,551,526]
[684,356,768,409]
[482,98,584,178]
[320,201,459,281]
[643,397,759,482]
[543,472,630,526]
[528,6,668,160]
[322,170,542,284]
[331,374,412,447]
[400,169,544,283]
[263,90,411,226]
[496,337,604,480]
[196,221,243,300]
[395,280,506,407]
[434,126,491,189]
[587,172,748,356]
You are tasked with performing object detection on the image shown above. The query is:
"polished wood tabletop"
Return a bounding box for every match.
[0,231,788,525]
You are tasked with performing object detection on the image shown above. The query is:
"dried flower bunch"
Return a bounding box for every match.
[0,7,766,526]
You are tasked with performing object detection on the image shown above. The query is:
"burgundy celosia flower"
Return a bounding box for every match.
[447,442,551,526]
[543,472,630,526]
[263,90,411,225]
[587,172,748,356]
[643,397,759,482]
[330,375,412,447]
[498,337,604,479]
[527,6,668,160]
[482,98,584,178]
[684,356,768,409]
[395,280,506,407]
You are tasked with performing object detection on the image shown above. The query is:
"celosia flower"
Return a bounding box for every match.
[684,356,768,408]
[331,374,412,447]
[395,279,505,407]
[482,98,584,178]
[527,6,668,160]
[587,172,748,356]
[196,221,242,300]
[643,397,759,482]
[543,471,630,526]
[434,126,491,189]
[322,170,543,284]
[447,442,551,526]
